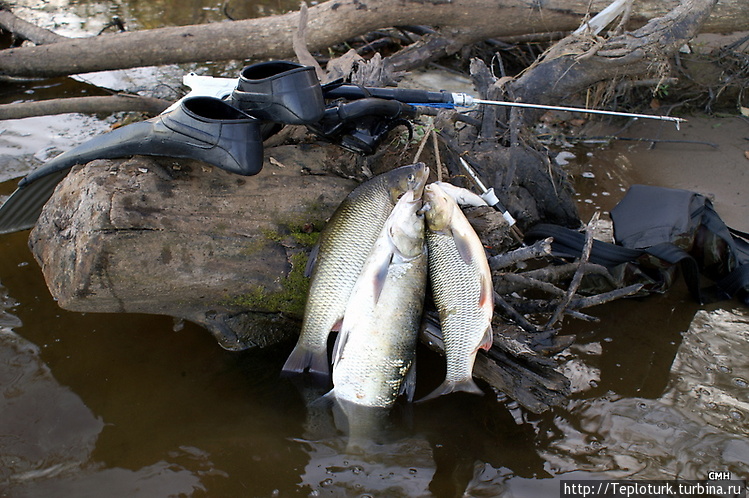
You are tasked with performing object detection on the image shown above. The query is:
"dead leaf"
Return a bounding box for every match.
[269,157,286,168]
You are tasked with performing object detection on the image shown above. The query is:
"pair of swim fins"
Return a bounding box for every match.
[0,61,325,234]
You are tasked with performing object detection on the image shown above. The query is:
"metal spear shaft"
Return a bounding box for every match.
[450,93,685,129]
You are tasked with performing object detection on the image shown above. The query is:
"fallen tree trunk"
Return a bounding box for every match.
[1,0,747,79]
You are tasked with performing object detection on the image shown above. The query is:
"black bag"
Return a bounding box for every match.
[525,185,749,304]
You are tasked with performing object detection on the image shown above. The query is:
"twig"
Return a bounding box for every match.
[412,122,434,163]
[521,262,618,287]
[495,272,566,297]
[432,128,443,182]
[489,237,552,270]
[564,309,599,322]
[507,283,644,314]
[545,212,599,328]
[571,283,643,308]
[493,291,541,333]
[292,3,326,82]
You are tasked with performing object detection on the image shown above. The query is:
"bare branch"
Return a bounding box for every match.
[0,95,172,120]
[545,212,599,328]
[0,6,67,45]
[489,236,552,270]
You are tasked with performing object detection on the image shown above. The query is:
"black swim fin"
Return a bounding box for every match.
[229,61,325,125]
[0,96,264,234]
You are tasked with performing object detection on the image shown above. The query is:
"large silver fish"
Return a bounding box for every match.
[420,182,493,401]
[330,188,428,407]
[282,163,429,378]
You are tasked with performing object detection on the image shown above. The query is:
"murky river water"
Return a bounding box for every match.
[1,1,748,496]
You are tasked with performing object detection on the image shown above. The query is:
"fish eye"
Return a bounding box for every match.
[407,174,415,182]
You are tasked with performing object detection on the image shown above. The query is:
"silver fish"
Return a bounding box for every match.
[330,188,428,407]
[420,182,493,401]
[282,163,429,378]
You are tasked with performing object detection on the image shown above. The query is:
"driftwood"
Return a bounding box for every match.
[29,147,358,350]
[1,0,746,79]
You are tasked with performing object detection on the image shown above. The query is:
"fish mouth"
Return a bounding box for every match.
[409,163,430,200]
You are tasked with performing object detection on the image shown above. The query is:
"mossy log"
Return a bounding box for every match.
[28,146,357,350]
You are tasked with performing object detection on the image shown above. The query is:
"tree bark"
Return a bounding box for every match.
[0,0,746,79]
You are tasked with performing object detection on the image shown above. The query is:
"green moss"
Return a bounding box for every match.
[260,228,286,243]
[290,230,320,247]
[226,252,311,318]
[228,200,329,315]
[266,200,328,248]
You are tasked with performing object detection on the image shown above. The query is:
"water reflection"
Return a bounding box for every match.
[0,283,204,497]
[291,380,545,497]
[661,307,749,437]
[536,307,749,482]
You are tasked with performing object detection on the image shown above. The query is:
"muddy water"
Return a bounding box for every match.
[2,2,749,496]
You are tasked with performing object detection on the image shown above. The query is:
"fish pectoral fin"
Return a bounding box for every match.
[372,252,394,304]
[331,327,349,368]
[452,226,475,265]
[480,325,493,351]
[308,389,336,409]
[304,242,320,278]
[478,272,493,309]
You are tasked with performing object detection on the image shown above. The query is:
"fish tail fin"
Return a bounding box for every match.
[417,377,484,403]
[281,344,330,378]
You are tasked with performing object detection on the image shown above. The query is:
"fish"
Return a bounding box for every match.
[329,188,428,408]
[420,182,493,401]
[282,163,429,378]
